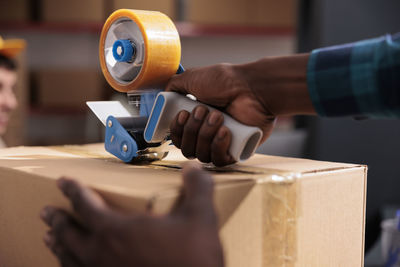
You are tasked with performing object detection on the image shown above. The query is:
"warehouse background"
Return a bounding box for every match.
[0,0,399,265]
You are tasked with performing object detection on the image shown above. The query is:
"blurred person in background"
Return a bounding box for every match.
[0,36,25,148]
[42,32,399,266]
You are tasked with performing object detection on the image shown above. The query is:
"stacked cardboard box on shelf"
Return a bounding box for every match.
[39,0,295,26]
[35,69,105,108]
[186,0,296,27]
[41,0,107,23]
[0,0,296,26]
[111,0,176,20]
[0,0,30,22]
[0,144,366,266]
[252,0,296,27]
[108,0,296,27]
[28,69,105,146]
[185,0,247,26]
[40,0,176,23]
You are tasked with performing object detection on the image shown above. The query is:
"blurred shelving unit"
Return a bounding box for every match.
[0,0,298,149]
[0,21,294,36]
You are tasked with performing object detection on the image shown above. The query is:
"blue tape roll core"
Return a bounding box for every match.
[112,39,134,62]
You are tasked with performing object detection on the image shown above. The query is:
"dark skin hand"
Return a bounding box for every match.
[166,54,314,166]
[40,162,224,267]
[167,63,276,166]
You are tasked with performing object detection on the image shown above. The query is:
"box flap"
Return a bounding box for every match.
[0,143,365,205]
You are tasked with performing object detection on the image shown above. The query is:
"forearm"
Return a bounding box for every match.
[236,33,400,119]
[236,54,316,116]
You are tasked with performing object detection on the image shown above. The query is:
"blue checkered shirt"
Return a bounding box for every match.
[307,32,400,118]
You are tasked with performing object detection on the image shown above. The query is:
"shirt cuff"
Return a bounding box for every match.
[306,42,357,117]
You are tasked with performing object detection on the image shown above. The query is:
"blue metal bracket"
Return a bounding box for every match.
[103,64,185,163]
[105,115,138,163]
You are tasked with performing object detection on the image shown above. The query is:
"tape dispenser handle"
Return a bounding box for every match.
[144,91,263,162]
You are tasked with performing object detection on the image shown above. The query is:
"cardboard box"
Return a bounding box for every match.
[0,144,367,266]
[186,0,247,26]
[186,0,296,27]
[0,0,30,22]
[41,0,106,23]
[251,0,296,27]
[110,0,176,20]
[35,69,104,108]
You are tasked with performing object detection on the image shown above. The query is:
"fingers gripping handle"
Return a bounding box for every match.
[144,92,263,162]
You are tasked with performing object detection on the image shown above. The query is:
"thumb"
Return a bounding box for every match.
[57,177,112,230]
[180,162,216,223]
[165,72,190,95]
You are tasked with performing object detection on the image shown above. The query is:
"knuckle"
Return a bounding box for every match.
[52,213,69,234]
[183,123,199,136]
[198,128,213,141]
[216,63,233,76]
[216,63,229,72]
[211,138,222,151]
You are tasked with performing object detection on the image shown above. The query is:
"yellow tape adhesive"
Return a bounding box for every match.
[99,9,181,92]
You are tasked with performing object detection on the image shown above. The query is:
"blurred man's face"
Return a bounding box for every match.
[0,67,17,135]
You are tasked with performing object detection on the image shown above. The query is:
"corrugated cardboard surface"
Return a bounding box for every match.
[0,144,366,266]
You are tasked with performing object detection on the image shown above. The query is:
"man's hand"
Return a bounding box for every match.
[40,163,224,267]
[166,63,276,166]
[166,55,313,166]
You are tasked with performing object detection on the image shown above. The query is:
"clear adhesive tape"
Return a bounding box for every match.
[99,9,181,92]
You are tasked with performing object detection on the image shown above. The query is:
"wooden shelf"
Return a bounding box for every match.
[0,21,294,37]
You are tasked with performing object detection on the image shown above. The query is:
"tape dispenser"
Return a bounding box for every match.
[88,9,262,163]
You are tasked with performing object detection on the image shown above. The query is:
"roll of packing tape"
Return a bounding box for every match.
[99,9,181,92]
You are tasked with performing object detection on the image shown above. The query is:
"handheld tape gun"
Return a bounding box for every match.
[88,9,263,163]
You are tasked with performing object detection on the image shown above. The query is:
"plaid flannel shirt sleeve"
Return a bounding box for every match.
[307,32,400,118]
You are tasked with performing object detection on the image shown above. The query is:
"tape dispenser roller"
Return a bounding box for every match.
[89,9,262,163]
